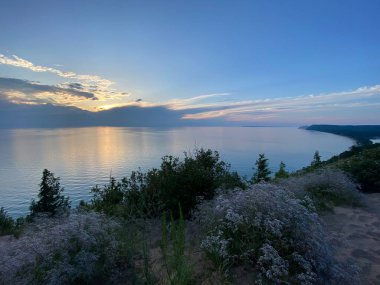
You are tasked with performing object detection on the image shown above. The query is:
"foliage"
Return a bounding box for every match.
[274,161,289,179]
[334,145,380,193]
[89,148,245,218]
[279,168,363,211]
[299,144,380,193]
[90,177,125,216]
[0,211,135,284]
[251,153,271,183]
[142,236,156,285]
[0,208,14,236]
[161,206,193,285]
[305,124,380,145]
[311,150,322,167]
[196,185,359,284]
[30,169,70,216]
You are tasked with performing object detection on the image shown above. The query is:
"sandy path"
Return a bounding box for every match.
[321,194,380,285]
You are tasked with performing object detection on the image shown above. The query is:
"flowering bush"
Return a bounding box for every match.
[279,168,363,211]
[196,184,359,284]
[0,211,129,284]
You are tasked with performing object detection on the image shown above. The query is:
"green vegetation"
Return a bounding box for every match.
[300,143,380,193]
[311,150,322,167]
[89,148,245,218]
[30,169,71,216]
[196,183,359,284]
[0,207,14,235]
[331,145,380,193]
[304,124,380,145]
[251,153,271,183]
[160,207,193,285]
[2,145,379,284]
[280,168,363,211]
[274,161,289,179]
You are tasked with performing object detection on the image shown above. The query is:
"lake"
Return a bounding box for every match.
[0,127,353,217]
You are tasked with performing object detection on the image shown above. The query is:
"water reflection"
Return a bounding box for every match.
[0,127,353,217]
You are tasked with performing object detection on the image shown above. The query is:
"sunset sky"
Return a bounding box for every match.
[1,0,379,126]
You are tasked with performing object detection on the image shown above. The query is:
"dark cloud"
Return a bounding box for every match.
[0,77,97,100]
[0,97,229,128]
[64,82,84,90]
[135,98,142,102]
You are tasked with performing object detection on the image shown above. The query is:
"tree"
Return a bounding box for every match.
[252,153,271,183]
[30,169,70,216]
[311,151,322,167]
[0,207,14,235]
[275,161,289,179]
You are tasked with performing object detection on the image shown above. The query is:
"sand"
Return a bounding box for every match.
[321,193,380,285]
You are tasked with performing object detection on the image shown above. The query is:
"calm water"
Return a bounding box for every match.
[0,127,353,217]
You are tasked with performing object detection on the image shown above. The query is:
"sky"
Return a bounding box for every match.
[0,0,379,127]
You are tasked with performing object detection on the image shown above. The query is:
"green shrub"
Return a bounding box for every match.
[0,207,14,236]
[90,177,125,216]
[279,168,363,211]
[336,146,380,193]
[89,148,245,218]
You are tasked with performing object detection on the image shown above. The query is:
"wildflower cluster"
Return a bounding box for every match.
[279,168,363,211]
[196,184,359,284]
[0,211,126,284]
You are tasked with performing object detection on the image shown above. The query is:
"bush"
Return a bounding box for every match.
[90,177,125,216]
[336,147,380,193]
[89,148,245,218]
[0,208,14,236]
[195,185,359,284]
[0,211,133,284]
[279,168,363,211]
[30,169,70,216]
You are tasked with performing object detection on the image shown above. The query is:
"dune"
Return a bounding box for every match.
[322,194,380,285]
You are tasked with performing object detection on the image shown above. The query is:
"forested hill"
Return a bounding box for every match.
[302,125,380,145]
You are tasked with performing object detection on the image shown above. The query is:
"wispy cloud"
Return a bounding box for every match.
[0,54,129,110]
[0,54,112,87]
[182,85,380,122]
[167,92,231,110]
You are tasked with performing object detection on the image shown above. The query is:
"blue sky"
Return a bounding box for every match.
[0,0,379,126]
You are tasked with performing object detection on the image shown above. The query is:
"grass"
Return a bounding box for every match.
[160,206,194,285]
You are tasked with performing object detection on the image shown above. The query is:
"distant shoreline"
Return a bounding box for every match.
[301,124,380,145]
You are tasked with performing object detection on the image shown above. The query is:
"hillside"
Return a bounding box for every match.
[300,143,380,193]
[303,125,380,145]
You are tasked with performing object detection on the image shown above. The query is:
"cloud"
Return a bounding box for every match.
[0,97,202,128]
[0,54,129,108]
[181,85,380,123]
[0,77,97,105]
[0,54,112,87]
[167,92,231,110]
